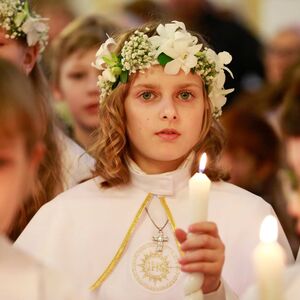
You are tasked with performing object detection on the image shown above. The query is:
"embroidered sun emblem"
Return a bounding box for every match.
[138,251,170,283]
[132,242,180,292]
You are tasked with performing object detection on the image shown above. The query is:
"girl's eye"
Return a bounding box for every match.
[140,91,154,101]
[178,91,193,101]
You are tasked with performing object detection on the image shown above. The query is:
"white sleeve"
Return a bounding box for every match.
[204,279,239,300]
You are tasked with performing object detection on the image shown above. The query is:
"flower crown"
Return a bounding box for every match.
[93,21,233,117]
[0,0,48,53]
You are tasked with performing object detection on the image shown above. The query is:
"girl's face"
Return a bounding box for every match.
[125,65,205,174]
[265,30,300,83]
[55,48,100,133]
[0,133,40,234]
[0,29,37,74]
[220,149,258,190]
[288,197,300,235]
[286,136,300,182]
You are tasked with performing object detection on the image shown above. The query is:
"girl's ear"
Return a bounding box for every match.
[23,45,39,75]
[29,141,45,177]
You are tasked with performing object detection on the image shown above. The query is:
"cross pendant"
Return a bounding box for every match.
[153,230,168,252]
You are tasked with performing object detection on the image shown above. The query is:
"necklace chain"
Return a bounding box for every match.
[145,207,169,231]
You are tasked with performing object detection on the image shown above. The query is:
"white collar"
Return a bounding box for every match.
[127,154,194,196]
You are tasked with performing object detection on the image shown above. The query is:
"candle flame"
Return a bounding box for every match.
[259,215,278,243]
[199,153,207,173]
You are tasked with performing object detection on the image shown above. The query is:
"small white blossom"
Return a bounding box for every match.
[120,30,156,74]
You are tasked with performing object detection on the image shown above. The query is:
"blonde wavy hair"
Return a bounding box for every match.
[91,23,226,188]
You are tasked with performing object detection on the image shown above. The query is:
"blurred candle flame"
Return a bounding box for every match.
[259,215,278,243]
[199,153,207,173]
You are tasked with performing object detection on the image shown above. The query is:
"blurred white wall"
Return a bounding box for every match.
[260,0,300,39]
[70,0,300,40]
[209,0,300,39]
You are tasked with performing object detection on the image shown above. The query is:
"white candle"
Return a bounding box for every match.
[189,153,211,223]
[253,215,285,300]
[184,153,212,300]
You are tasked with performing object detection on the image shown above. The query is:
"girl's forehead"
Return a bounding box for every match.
[131,65,203,87]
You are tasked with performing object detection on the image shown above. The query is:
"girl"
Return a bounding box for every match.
[0,0,94,240]
[0,0,64,240]
[16,21,293,299]
[0,58,82,300]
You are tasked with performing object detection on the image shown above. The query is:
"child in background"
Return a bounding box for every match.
[0,58,84,300]
[0,0,96,240]
[219,107,299,257]
[280,63,300,202]
[51,15,119,150]
[16,21,293,299]
[0,0,64,240]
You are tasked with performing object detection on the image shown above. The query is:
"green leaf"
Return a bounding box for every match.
[14,11,27,27]
[157,53,173,66]
[102,56,112,66]
[120,71,128,83]
[111,53,119,62]
[24,1,30,14]
[112,66,122,76]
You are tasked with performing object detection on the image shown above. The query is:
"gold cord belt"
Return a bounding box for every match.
[90,192,181,290]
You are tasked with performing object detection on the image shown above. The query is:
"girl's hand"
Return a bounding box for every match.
[175,222,225,294]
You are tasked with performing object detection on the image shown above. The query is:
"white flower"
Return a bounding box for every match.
[205,49,233,78]
[209,70,234,114]
[149,20,186,50]
[22,16,48,46]
[93,36,116,70]
[150,20,202,74]
[102,68,116,83]
[164,41,202,74]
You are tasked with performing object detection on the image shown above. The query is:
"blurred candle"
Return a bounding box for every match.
[184,153,212,300]
[254,215,285,300]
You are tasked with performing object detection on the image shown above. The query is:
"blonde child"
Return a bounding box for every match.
[0,0,65,240]
[0,0,96,240]
[0,57,85,300]
[16,21,294,299]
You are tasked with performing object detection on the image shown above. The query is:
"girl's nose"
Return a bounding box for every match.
[159,98,178,120]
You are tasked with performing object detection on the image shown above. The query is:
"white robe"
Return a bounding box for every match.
[241,264,300,299]
[15,158,294,299]
[0,235,87,300]
[58,131,95,189]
